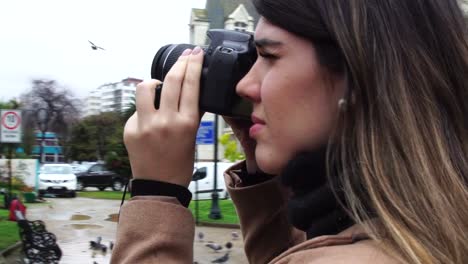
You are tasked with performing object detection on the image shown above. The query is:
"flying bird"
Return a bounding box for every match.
[89,40,105,50]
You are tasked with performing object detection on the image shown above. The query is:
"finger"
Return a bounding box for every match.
[179,47,204,116]
[124,112,137,134]
[123,112,138,146]
[159,49,191,112]
[135,80,160,120]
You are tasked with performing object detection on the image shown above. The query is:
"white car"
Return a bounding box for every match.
[188,162,234,200]
[38,164,77,197]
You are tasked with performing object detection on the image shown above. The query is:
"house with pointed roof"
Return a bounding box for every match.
[189,1,259,161]
[190,0,260,46]
[461,0,468,15]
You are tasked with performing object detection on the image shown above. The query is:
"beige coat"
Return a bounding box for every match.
[111,163,400,263]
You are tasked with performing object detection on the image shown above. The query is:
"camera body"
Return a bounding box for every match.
[151,29,257,119]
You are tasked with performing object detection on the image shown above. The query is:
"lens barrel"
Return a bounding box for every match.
[151,44,196,81]
[150,30,254,119]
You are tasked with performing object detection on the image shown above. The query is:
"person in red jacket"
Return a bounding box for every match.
[8,196,26,221]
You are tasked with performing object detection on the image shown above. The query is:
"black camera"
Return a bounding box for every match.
[151,29,257,119]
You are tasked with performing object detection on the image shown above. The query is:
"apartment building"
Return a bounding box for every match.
[84,78,142,117]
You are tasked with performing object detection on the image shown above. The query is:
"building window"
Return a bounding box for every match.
[235,22,247,27]
[234,22,247,32]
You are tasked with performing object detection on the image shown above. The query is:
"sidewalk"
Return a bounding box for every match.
[3,198,247,263]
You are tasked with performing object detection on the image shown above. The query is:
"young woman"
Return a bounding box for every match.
[111,0,468,263]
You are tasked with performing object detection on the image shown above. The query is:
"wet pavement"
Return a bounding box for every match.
[6,197,247,263]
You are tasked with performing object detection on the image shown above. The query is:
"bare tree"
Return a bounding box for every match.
[20,79,82,145]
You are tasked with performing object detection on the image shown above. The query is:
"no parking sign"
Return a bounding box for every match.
[1,110,22,143]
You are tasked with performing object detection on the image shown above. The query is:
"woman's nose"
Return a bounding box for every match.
[236,68,261,103]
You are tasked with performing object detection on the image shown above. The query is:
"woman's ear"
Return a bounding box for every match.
[335,71,350,111]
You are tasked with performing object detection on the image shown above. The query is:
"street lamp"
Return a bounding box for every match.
[36,108,49,163]
[209,114,222,219]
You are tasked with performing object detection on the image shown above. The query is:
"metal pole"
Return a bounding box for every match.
[7,145,13,208]
[195,180,199,225]
[195,144,199,225]
[40,131,45,163]
[209,115,222,219]
[36,108,48,164]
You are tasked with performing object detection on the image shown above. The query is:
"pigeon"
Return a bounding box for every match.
[90,241,98,248]
[109,241,114,251]
[212,253,230,263]
[231,231,239,240]
[88,40,105,50]
[205,242,223,252]
[197,231,204,242]
[90,237,107,253]
[225,242,233,251]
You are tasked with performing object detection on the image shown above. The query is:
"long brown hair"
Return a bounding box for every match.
[253,0,468,263]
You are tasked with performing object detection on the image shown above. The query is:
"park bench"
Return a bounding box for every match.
[14,210,62,263]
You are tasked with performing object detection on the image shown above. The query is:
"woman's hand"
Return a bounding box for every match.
[222,117,260,174]
[124,47,204,187]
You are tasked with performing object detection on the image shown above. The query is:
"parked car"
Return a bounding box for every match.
[188,162,234,200]
[38,164,77,197]
[74,163,127,191]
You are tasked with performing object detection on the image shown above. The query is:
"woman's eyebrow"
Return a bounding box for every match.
[254,38,283,48]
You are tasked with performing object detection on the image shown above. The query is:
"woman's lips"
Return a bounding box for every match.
[249,115,265,138]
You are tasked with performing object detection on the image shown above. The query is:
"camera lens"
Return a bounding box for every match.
[151,44,196,81]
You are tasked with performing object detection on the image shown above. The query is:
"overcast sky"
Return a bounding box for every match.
[0,0,206,101]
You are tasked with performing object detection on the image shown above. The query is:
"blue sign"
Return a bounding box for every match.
[196,121,214,144]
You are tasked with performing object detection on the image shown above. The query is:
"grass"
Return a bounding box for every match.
[77,191,130,200]
[0,209,19,251]
[77,190,239,225]
[189,199,239,225]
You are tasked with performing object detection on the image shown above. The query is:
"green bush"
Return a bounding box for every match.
[219,133,245,162]
[0,181,24,192]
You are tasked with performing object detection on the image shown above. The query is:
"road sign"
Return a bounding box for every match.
[196,121,214,145]
[1,110,22,143]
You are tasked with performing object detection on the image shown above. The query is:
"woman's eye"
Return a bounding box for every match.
[258,52,277,59]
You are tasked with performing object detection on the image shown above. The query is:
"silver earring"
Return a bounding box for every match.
[338,99,347,111]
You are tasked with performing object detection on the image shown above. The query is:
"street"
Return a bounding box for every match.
[11,197,247,263]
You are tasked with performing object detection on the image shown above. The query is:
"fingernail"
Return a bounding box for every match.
[181,49,192,56]
[192,46,202,55]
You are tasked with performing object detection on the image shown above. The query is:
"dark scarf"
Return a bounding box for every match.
[280,148,354,239]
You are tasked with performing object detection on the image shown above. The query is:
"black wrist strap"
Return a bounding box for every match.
[130,179,192,208]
